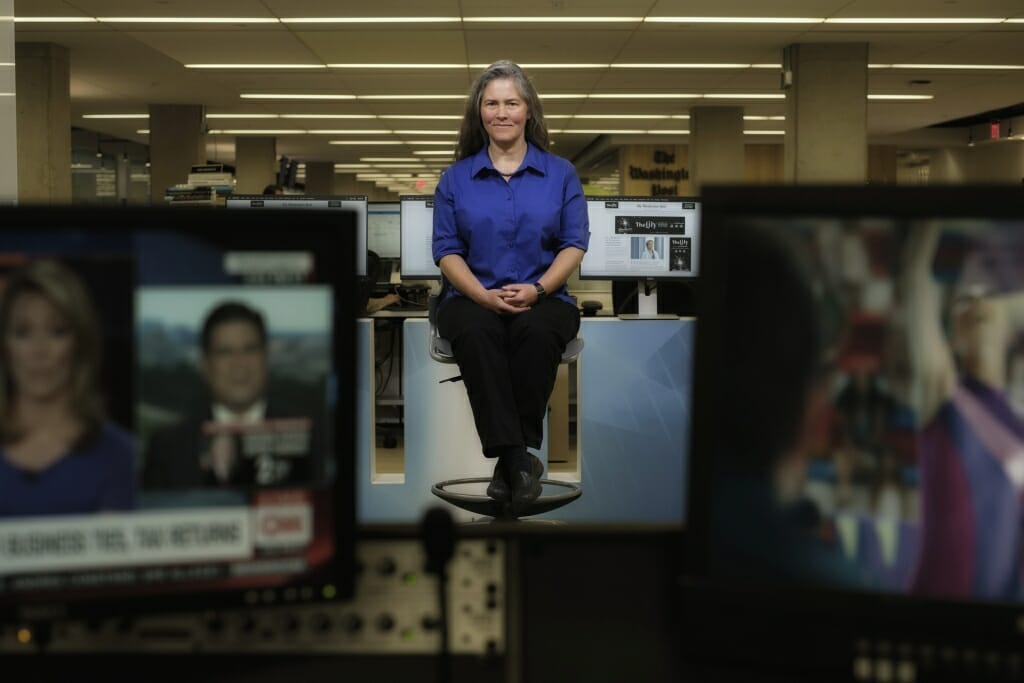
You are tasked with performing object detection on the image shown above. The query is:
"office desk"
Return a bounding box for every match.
[357,317,694,524]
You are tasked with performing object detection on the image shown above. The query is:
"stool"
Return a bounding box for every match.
[427,292,583,520]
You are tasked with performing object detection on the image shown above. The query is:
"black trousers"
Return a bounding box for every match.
[437,296,580,458]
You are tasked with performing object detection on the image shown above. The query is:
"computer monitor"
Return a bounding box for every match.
[226,195,367,276]
[367,201,401,260]
[579,196,701,317]
[0,206,357,625]
[400,194,441,280]
[684,185,1024,679]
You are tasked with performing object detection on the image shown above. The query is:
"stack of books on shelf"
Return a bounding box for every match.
[164,164,235,206]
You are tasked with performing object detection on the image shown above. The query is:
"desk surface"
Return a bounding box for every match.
[368,308,428,318]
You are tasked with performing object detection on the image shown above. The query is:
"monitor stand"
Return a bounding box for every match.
[619,279,678,320]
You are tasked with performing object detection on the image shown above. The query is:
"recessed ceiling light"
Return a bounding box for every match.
[645,16,823,23]
[99,17,280,23]
[241,94,356,100]
[284,17,461,24]
[186,64,326,69]
[464,16,642,23]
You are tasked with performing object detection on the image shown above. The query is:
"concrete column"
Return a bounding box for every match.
[149,104,206,203]
[689,106,744,191]
[0,4,15,204]
[15,43,71,203]
[783,43,868,182]
[304,161,334,195]
[235,136,276,194]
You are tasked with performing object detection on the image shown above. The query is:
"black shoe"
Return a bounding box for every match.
[486,459,511,502]
[509,452,543,510]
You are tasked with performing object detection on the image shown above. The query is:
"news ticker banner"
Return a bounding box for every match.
[0,501,313,575]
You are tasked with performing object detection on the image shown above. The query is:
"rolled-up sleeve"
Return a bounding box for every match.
[558,166,590,253]
[432,170,464,264]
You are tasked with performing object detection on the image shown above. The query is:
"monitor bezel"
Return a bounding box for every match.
[226,194,368,277]
[683,184,1024,677]
[0,205,358,625]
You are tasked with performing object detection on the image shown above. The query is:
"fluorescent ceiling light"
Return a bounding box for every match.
[824,17,1002,24]
[414,151,454,155]
[99,17,280,23]
[867,94,934,100]
[405,140,456,145]
[574,114,670,119]
[552,129,646,134]
[752,64,782,69]
[612,63,752,69]
[241,94,356,100]
[306,129,392,134]
[208,129,306,134]
[360,95,464,100]
[361,157,420,162]
[744,115,786,121]
[280,114,376,119]
[186,64,325,69]
[645,16,823,23]
[83,113,149,119]
[538,94,589,100]
[480,63,610,69]
[379,115,461,120]
[704,94,786,99]
[334,164,373,169]
[329,63,466,69]
[744,130,785,135]
[590,93,702,99]
[136,129,150,134]
[330,141,402,145]
[14,17,97,22]
[393,130,457,135]
[464,16,642,22]
[207,114,280,119]
[887,63,1024,70]
[284,17,461,24]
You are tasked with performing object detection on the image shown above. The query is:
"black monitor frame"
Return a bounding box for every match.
[226,194,368,276]
[683,185,1024,680]
[0,206,357,626]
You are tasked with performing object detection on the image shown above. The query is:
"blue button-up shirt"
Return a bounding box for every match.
[432,143,590,306]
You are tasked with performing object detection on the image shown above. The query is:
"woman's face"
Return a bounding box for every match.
[480,78,529,148]
[4,291,76,403]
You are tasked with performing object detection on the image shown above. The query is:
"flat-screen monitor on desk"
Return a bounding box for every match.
[367,201,401,260]
[400,195,441,280]
[684,185,1024,680]
[0,206,357,627]
[579,196,701,317]
[227,195,367,276]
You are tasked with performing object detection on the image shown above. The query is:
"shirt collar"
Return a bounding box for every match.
[212,400,267,425]
[470,142,548,179]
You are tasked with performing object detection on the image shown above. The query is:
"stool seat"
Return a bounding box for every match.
[431,477,582,520]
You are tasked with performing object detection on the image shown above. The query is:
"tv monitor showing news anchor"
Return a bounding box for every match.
[579,196,701,280]
[226,195,368,276]
[683,185,1024,678]
[0,206,357,624]
[400,195,441,280]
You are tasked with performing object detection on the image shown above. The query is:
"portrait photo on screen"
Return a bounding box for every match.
[136,286,332,494]
[0,254,136,519]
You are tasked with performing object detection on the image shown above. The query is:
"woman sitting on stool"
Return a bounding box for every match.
[432,60,590,514]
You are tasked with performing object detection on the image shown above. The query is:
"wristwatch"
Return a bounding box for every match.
[533,282,546,299]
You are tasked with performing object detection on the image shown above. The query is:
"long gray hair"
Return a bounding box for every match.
[454,60,549,161]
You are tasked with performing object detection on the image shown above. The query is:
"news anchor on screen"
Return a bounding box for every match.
[142,300,320,490]
[0,260,136,517]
